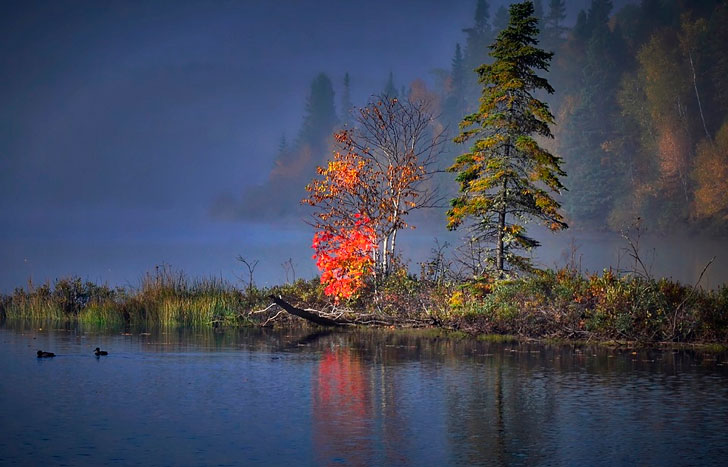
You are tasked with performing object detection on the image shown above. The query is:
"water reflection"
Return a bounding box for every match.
[1,321,727,465]
[313,347,373,465]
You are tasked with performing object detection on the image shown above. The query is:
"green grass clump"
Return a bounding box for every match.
[78,304,124,327]
[476,334,520,344]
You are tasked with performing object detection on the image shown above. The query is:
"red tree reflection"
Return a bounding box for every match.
[312,347,373,465]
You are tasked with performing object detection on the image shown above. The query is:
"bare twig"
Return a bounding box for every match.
[619,218,654,280]
[670,256,716,340]
[236,256,259,293]
[251,303,277,314]
[262,309,286,327]
[281,258,296,284]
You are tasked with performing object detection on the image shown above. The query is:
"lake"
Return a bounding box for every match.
[1,320,727,466]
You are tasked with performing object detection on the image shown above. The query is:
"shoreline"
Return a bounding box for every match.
[2,266,726,349]
[2,314,726,354]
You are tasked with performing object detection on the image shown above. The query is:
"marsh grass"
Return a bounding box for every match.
[78,304,125,327]
[0,266,272,328]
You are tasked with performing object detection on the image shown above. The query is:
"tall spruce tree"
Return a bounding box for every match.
[383,72,398,98]
[543,0,567,48]
[341,72,354,125]
[533,0,544,21]
[462,0,494,111]
[298,73,338,148]
[448,1,567,276]
[493,5,509,32]
[445,43,466,126]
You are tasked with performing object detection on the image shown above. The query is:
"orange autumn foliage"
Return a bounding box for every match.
[693,122,728,220]
[303,131,376,228]
[656,122,690,192]
[304,98,442,277]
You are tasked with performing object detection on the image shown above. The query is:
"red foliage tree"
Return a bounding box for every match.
[304,96,444,278]
[311,215,376,303]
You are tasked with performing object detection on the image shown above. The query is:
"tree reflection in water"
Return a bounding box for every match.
[313,347,373,465]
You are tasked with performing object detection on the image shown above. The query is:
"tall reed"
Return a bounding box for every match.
[0,266,257,328]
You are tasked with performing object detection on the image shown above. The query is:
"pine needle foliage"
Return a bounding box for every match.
[448,0,568,276]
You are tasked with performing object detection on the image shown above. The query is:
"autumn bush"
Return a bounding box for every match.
[448,267,727,343]
[356,266,456,321]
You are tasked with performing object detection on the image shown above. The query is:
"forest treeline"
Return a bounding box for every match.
[240,0,728,234]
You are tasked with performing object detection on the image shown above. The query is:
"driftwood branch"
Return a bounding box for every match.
[251,303,277,314]
[267,295,439,329]
[262,309,286,327]
[268,295,347,327]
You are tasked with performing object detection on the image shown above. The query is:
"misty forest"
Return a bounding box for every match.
[241,0,728,235]
[2,0,728,344]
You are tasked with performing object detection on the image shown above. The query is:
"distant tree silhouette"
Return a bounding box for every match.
[298,73,338,149]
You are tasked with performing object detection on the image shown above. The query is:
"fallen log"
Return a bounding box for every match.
[268,295,346,327]
[268,295,441,329]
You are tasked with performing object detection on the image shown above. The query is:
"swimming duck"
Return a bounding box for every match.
[94,347,108,356]
[37,350,55,358]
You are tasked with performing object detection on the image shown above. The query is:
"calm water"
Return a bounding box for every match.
[1,321,727,466]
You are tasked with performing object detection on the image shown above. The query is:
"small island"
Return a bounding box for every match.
[2,1,725,349]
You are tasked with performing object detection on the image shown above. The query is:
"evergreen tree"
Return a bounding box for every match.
[448,1,567,276]
[341,72,354,125]
[444,43,466,126]
[543,0,567,48]
[573,10,589,40]
[383,72,398,98]
[452,43,465,91]
[298,73,338,148]
[493,5,509,32]
[462,0,494,111]
[474,0,490,29]
[587,0,613,32]
[619,0,666,49]
[559,0,628,226]
[533,0,544,21]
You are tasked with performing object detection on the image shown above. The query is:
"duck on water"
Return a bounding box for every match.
[94,348,108,356]
[37,350,55,358]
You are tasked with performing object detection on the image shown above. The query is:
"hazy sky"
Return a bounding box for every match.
[3,0,722,291]
[0,0,478,289]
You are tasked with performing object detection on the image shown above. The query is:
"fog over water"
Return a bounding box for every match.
[1,0,725,292]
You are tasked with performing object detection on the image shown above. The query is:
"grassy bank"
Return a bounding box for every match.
[0,267,325,328]
[1,266,726,344]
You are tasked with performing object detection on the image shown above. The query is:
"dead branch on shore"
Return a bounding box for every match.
[268,295,346,327]
[266,295,437,328]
